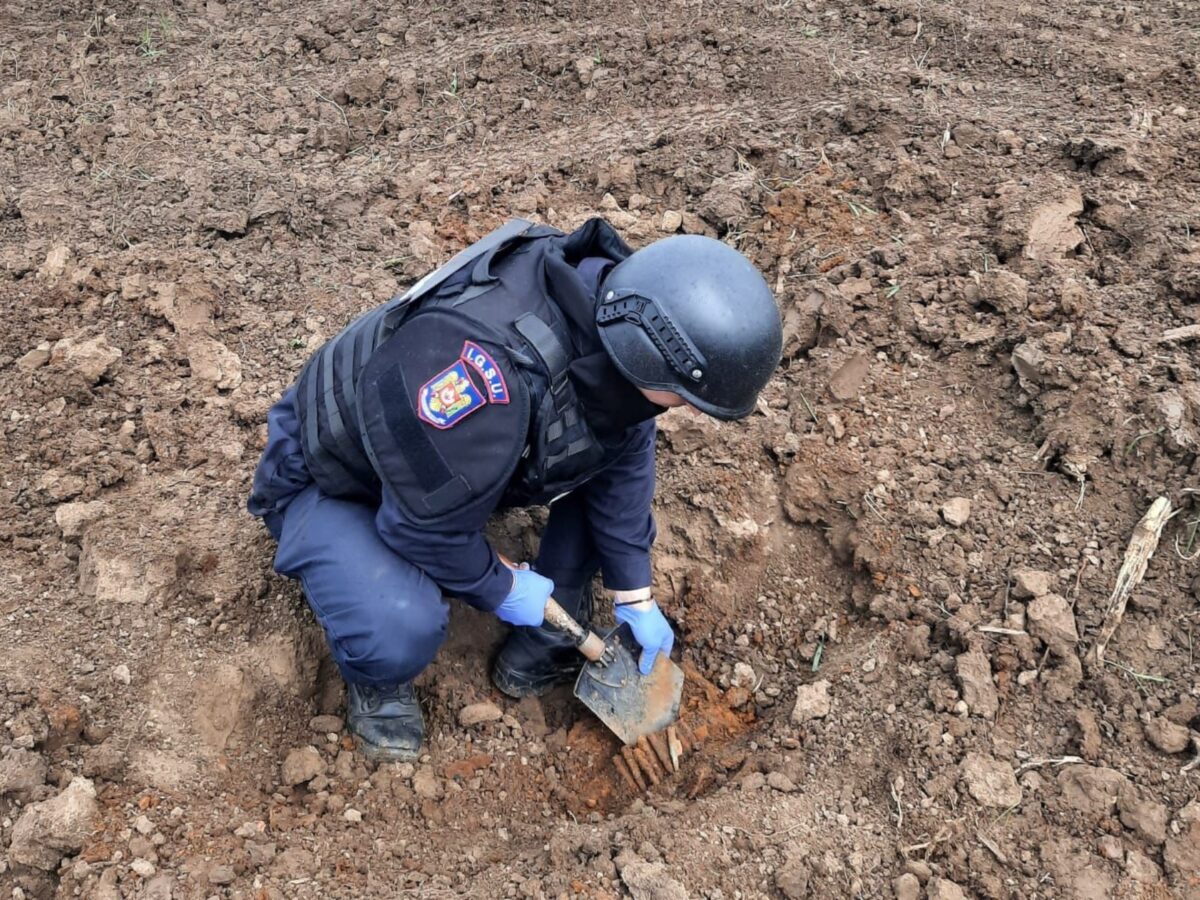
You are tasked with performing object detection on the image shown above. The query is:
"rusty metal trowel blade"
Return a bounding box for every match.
[573,623,684,745]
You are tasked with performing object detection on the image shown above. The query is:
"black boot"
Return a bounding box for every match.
[346,681,424,760]
[492,583,592,698]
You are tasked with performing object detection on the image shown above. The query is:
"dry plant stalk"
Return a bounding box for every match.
[1160,324,1200,344]
[1088,496,1172,666]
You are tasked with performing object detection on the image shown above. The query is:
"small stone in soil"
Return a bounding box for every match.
[130,859,156,877]
[1057,765,1130,815]
[55,501,109,540]
[281,746,324,786]
[1012,340,1045,389]
[8,776,99,871]
[1012,568,1054,599]
[960,753,1021,808]
[247,840,277,867]
[900,623,932,661]
[955,647,998,719]
[38,244,73,279]
[82,741,127,782]
[790,680,831,724]
[1144,716,1190,754]
[1073,708,1102,759]
[1117,790,1169,845]
[16,345,51,372]
[1026,594,1078,651]
[0,748,48,798]
[829,352,870,401]
[731,662,756,689]
[1125,849,1162,883]
[941,497,971,526]
[927,876,968,900]
[458,702,504,727]
[619,855,689,900]
[1164,799,1200,885]
[309,715,343,734]
[767,772,798,793]
[412,766,444,800]
[774,855,811,899]
[741,772,766,791]
[233,821,263,838]
[50,335,122,385]
[1097,835,1123,860]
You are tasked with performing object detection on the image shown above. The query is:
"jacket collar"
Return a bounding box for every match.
[542,218,665,436]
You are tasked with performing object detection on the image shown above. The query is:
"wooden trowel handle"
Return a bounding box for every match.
[497,553,609,663]
[544,598,608,662]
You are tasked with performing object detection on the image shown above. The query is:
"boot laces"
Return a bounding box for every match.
[358,681,413,714]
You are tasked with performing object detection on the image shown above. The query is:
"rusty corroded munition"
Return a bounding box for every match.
[632,741,660,786]
[613,754,640,792]
[647,731,674,774]
[612,730,690,792]
[620,745,648,791]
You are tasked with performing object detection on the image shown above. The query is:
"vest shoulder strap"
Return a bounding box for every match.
[513,313,569,395]
[399,219,535,302]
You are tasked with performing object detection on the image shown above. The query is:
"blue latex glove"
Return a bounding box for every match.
[615,600,675,675]
[494,566,552,627]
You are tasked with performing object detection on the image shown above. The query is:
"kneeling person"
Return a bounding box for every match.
[248,218,782,759]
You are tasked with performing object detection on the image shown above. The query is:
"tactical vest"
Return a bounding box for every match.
[294,220,635,529]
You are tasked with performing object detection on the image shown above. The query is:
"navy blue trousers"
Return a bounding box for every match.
[251,392,598,686]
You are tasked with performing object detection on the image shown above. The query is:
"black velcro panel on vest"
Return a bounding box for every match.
[356,308,530,527]
[298,350,375,501]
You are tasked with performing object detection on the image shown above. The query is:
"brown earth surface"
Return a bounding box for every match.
[3,0,1200,897]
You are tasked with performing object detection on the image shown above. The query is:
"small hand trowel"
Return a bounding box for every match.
[543,597,684,745]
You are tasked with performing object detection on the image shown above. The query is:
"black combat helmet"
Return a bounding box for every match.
[595,235,783,420]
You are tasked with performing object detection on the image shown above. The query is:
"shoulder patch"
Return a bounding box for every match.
[417,359,486,429]
[357,307,530,527]
[461,340,510,404]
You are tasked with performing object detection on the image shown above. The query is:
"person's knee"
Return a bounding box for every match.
[336,582,448,685]
[387,589,449,677]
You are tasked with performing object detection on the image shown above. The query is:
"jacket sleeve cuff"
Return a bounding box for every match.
[461,559,513,612]
[600,552,652,593]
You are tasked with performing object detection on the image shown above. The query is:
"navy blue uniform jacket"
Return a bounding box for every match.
[248,260,657,612]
